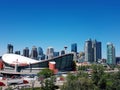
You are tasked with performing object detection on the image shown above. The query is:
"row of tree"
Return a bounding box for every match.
[61,65,120,90]
[36,65,120,90]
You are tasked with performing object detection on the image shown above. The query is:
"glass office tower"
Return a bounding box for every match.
[107,43,115,64]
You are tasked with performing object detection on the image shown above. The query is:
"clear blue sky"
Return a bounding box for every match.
[0,0,120,58]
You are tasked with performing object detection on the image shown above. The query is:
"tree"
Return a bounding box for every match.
[109,70,120,90]
[72,61,76,71]
[91,64,105,86]
[41,76,56,90]
[98,75,107,89]
[61,64,120,90]
[37,68,53,78]
[61,76,95,90]
[61,72,94,90]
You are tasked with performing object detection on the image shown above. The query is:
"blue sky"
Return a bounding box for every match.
[0,0,120,58]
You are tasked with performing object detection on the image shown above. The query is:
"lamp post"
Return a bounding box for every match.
[29,62,31,72]
[15,59,18,72]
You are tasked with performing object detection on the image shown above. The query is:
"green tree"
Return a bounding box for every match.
[66,73,77,81]
[61,64,120,90]
[77,70,89,78]
[110,70,120,90]
[61,71,94,90]
[37,68,53,78]
[78,65,90,71]
[98,75,107,89]
[61,76,95,90]
[41,76,55,90]
[72,61,76,71]
[91,64,105,86]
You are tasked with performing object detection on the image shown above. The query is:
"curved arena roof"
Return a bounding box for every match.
[2,54,40,66]
[2,53,74,71]
[2,53,74,68]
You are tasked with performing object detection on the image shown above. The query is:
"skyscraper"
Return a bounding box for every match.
[38,47,45,60]
[7,44,13,53]
[54,52,59,57]
[30,46,38,59]
[38,47,43,56]
[61,50,65,55]
[71,43,77,53]
[107,43,116,64]
[46,47,54,59]
[84,39,93,62]
[92,40,102,62]
[84,39,102,63]
[23,47,29,57]
[15,51,21,55]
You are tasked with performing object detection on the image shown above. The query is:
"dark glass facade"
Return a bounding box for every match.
[7,44,13,53]
[25,53,73,71]
[61,50,65,55]
[92,40,102,62]
[107,43,115,64]
[30,46,38,59]
[116,57,120,65]
[71,43,77,53]
[54,52,59,57]
[23,47,29,57]
[85,39,102,63]
[38,47,45,60]
[15,51,21,55]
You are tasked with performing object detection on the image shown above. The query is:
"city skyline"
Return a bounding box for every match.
[0,0,120,58]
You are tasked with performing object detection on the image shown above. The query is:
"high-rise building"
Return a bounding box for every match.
[71,43,77,53]
[116,57,120,65]
[78,52,85,63]
[54,52,59,57]
[46,47,54,59]
[107,43,116,64]
[38,47,43,56]
[92,40,102,62]
[38,47,45,60]
[23,47,29,57]
[30,46,38,59]
[61,50,65,55]
[7,44,13,53]
[15,51,21,55]
[84,39,102,63]
[84,39,93,62]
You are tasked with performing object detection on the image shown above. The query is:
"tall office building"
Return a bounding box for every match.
[23,47,29,57]
[46,47,54,59]
[92,40,102,62]
[71,43,77,53]
[30,46,38,59]
[116,57,120,65]
[84,39,102,63]
[38,47,43,55]
[84,39,93,62]
[15,51,21,55]
[61,50,65,55]
[7,44,13,53]
[54,52,59,57]
[38,47,45,60]
[107,43,116,64]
